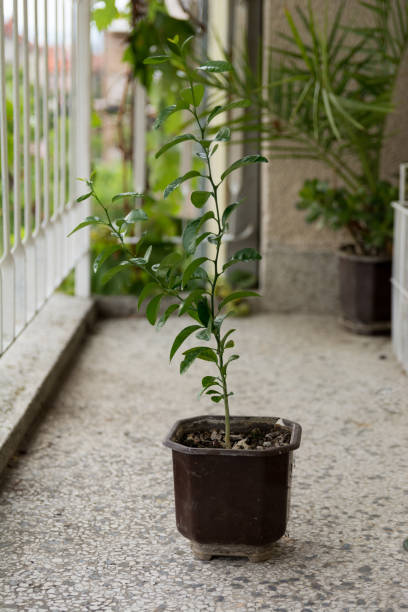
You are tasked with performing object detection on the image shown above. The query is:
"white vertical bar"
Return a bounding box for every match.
[33,0,41,233]
[60,0,67,208]
[22,0,31,236]
[0,0,10,257]
[75,0,91,298]
[133,80,146,193]
[22,0,36,321]
[12,0,21,248]
[53,0,59,218]
[60,0,68,277]
[12,0,26,333]
[399,163,407,203]
[43,0,53,297]
[33,0,46,310]
[43,0,50,224]
[0,0,14,351]
[69,0,76,206]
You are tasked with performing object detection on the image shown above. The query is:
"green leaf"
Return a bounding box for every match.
[181,35,194,54]
[93,0,119,31]
[170,325,201,361]
[159,252,183,268]
[180,84,205,107]
[112,192,144,202]
[143,55,170,64]
[146,294,164,326]
[222,202,241,227]
[196,327,211,341]
[156,304,179,330]
[178,289,206,316]
[198,60,233,73]
[167,39,180,56]
[143,245,152,263]
[180,347,218,374]
[195,231,213,248]
[128,256,148,266]
[155,134,197,159]
[210,395,223,403]
[67,216,101,237]
[76,191,93,202]
[183,211,215,254]
[138,282,159,310]
[207,100,251,124]
[221,328,236,349]
[197,297,211,327]
[225,340,234,349]
[224,354,240,371]
[221,155,268,181]
[182,257,208,288]
[215,127,231,142]
[125,209,148,223]
[101,262,131,286]
[202,376,219,389]
[191,191,211,208]
[218,290,260,311]
[153,103,188,130]
[213,312,230,330]
[223,248,262,270]
[164,170,201,199]
[93,244,121,273]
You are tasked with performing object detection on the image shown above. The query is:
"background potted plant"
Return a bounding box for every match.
[69,36,301,562]
[195,0,408,333]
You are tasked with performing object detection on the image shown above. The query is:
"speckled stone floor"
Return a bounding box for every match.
[0,313,407,611]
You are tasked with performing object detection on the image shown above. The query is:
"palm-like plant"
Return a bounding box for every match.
[193,0,408,254]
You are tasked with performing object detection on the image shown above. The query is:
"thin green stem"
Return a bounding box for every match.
[188,76,232,448]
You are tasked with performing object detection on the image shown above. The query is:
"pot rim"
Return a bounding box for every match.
[163,415,302,457]
[338,245,391,263]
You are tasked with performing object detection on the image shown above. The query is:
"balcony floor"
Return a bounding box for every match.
[0,313,407,611]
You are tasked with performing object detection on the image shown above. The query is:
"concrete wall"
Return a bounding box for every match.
[260,0,408,313]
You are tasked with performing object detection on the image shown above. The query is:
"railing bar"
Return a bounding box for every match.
[12,0,21,247]
[60,0,67,209]
[399,163,407,203]
[43,0,50,223]
[33,0,41,233]
[22,0,31,237]
[0,0,10,256]
[53,0,60,219]
[69,0,76,206]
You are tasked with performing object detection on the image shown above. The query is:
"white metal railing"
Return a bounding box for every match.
[0,0,91,355]
[391,163,408,372]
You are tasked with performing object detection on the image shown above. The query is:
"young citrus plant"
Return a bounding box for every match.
[69,36,267,448]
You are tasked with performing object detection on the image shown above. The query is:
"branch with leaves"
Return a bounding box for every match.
[70,36,267,448]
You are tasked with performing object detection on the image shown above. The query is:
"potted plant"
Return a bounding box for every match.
[195,1,407,333]
[69,36,302,562]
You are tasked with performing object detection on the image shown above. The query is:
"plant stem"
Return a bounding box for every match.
[189,79,232,448]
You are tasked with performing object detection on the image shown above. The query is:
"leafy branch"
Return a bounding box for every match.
[69,36,267,448]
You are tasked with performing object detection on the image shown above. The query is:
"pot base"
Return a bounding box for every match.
[191,541,276,563]
[340,317,391,336]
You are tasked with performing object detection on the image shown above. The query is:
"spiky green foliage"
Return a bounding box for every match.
[191,0,408,254]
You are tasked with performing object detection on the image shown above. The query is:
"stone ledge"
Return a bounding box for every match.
[0,293,96,477]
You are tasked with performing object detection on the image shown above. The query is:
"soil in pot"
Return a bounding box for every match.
[181,423,291,450]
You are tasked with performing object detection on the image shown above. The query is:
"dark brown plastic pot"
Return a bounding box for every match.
[163,415,302,562]
[338,247,392,335]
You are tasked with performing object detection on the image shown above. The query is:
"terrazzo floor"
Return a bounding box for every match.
[0,313,407,611]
